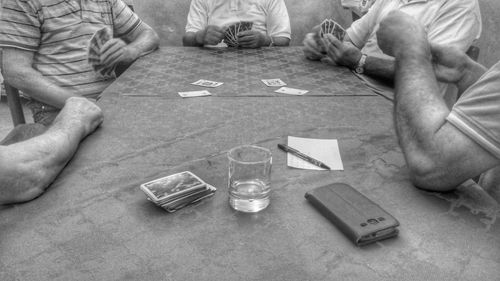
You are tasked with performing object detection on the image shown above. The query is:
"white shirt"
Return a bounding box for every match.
[185,0,291,39]
[347,0,482,60]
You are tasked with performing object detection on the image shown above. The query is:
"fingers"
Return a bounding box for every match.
[237,31,255,43]
[323,35,340,57]
[205,26,225,45]
[302,33,324,60]
[237,31,261,48]
[320,56,337,66]
[323,34,342,48]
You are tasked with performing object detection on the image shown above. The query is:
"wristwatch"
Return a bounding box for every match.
[354,54,367,74]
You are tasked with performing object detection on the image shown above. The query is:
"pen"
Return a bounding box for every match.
[277,143,331,170]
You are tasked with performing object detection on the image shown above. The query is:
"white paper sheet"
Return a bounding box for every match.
[286,136,344,170]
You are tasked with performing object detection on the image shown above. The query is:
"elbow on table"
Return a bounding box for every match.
[0,162,51,205]
[405,155,458,192]
[147,28,160,50]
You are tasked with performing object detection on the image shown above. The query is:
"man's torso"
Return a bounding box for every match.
[349,0,481,59]
[34,0,117,97]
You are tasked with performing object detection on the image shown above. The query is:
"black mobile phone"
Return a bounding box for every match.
[305,183,400,246]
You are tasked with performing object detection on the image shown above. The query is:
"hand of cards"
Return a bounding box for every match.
[140,171,216,212]
[224,21,253,47]
[87,27,116,77]
[319,19,346,41]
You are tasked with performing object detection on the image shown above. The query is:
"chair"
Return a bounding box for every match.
[4,82,26,126]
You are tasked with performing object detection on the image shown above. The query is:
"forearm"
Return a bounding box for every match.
[5,66,76,109]
[269,36,290,47]
[125,25,160,59]
[363,56,395,81]
[0,125,84,204]
[394,52,449,152]
[183,31,204,47]
[3,49,77,108]
[394,51,463,189]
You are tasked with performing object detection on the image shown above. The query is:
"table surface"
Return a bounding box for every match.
[1,47,499,281]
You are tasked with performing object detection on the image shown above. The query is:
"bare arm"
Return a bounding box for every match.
[238,31,289,48]
[101,22,159,67]
[2,48,78,109]
[377,11,499,191]
[430,44,487,96]
[0,97,103,204]
[323,33,395,80]
[182,26,225,47]
[183,31,205,47]
[123,22,160,57]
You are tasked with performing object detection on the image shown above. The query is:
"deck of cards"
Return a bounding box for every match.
[224,21,253,47]
[88,27,115,77]
[140,171,216,212]
[319,19,346,41]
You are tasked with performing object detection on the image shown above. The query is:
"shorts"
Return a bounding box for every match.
[26,99,60,126]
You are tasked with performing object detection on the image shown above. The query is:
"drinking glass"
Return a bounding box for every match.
[227,145,272,212]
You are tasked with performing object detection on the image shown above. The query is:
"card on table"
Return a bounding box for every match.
[274,87,309,95]
[261,79,287,87]
[178,90,212,98]
[191,79,224,88]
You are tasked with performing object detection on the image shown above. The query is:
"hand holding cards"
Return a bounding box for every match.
[140,171,216,212]
[224,21,253,47]
[88,27,115,77]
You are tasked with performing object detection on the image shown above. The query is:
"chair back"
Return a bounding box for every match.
[4,82,26,126]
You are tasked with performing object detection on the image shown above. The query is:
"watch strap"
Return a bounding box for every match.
[354,54,367,74]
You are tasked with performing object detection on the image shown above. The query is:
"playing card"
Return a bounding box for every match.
[320,19,345,41]
[178,90,212,98]
[88,27,115,77]
[261,79,287,87]
[224,23,239,47]
[332,22,346,41]
[275,87,309,95]
[191,79,224,88]
[140,171,206,202]
[224,21,253,47]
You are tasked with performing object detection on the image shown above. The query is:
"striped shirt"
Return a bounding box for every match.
[0,0,142,99]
